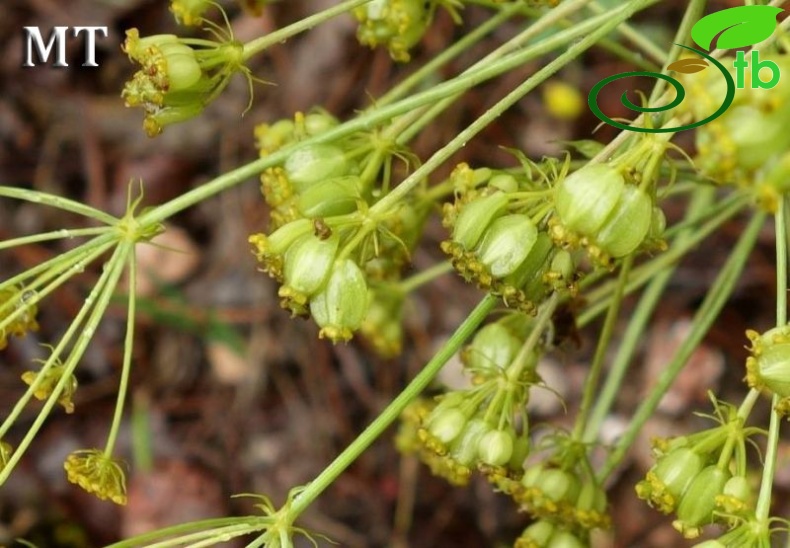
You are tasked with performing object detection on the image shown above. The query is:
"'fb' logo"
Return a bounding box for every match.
[589,6,784,133]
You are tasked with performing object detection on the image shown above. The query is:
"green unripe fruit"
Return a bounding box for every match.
[297,176,361,218]
[651,447,704,501]
[282,233,339,297]
[477,429,514,466]
[489,172,519,193]
[263,219,313,256]
[555,164,625,236]
[427,408,467,445]
[508,436,530,471]
[310,259,369,342]
[746,326,790,397]
[452,192,509,250]
[284,144,349,193]
[463,323,521,375]
[548,530,587,548]
[595,184,652,257]
[519,520,556,546]
[449,418,489,466]
[538,468,580,504]
[477,214,538,278]
[674,465,730,538]
[159,43,201,91]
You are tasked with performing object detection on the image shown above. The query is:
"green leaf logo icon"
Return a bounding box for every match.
[691,5,783,51]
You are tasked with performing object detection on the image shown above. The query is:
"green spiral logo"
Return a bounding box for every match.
[587,45,735,134]
[587,5,784,133]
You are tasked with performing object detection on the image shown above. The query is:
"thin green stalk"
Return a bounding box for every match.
[598,211,766,481]
[588,0,669,65]
[507,293,559,380]
[0,240,116,432]
[572,255,633,441]
[756,196,788,521]
[579,192,750,327]
[398,261,454,293]
[645,0,706,106]
[0,241,133,484]
[0,186,118,225]
[0,231,117,296]
[241,0,373,60]
[0,239,115,332]
[583,187,716,443]
[103,250,138,456]
[285,293,498,519]
[106,518,268,548]
[136,4,644,228]
[377,4,521,107]
[0,227,111,251]
[373,0,659,216]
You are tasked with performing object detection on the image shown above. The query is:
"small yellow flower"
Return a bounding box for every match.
[21,353,78,414]
[64,449,128,505]
[0,286,40,350]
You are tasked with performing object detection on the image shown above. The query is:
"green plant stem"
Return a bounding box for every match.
[377,4,522,107]
[598,211,766,482]
[507,293,559,380]
[0,186,118,225]
[398,261,454,293]
[241,0,373,60]
[756,196,788,521]
[572,255,633,441]
[103,250,138,457]
[0,237,115,328]
[393,0,605,144]
[106,517,271,548]
[284,293,498,520]
[0,241,133,484]
[372,0,659,217]
[579,192,750,327]
[0,227,112,251]
[134,3,648,229]
[583,187,716,443]
[588,0,668,65]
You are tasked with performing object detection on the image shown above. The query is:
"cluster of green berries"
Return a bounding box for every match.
[441,162,576,314]
[0,284,39,350]
[636,400,762,539]
[493,431,611,539]
[550,162,666,268]
[121,29,249,136]
[681,53,790,211]
[249,110,428,347]
[399,314,610,543]
[398,315,537,485]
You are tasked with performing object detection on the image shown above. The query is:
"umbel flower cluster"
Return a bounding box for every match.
[121,28,252,136]
[249,110,428,349]
[440,141,667,314]
[635,398,763,540]
[681,52,790,211]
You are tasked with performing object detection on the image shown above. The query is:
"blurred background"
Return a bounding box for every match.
[0,0,783,546]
